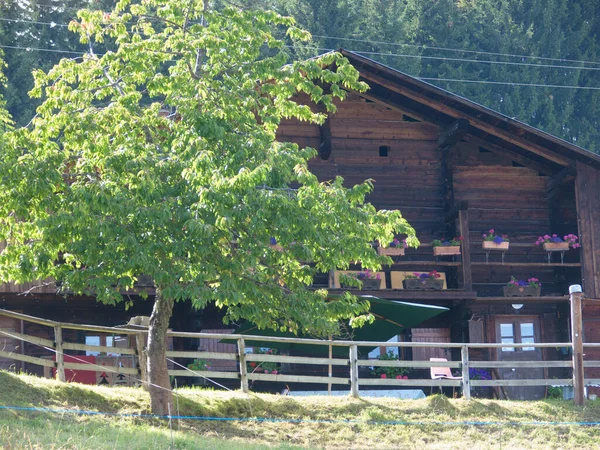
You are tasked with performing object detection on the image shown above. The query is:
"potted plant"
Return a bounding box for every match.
[371,351,409,379]
[503,276,541,297]
[431,237,463,256]
[403,271,443,290]
[482,229,509,250]
[187,359,211,385]
[340,270,382,290]
[535,234,580,251]
[247,348,282,375]
[469,368,492,398]
[378,238,408,256]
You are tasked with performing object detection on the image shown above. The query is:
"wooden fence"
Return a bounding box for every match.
[0,308,599,400]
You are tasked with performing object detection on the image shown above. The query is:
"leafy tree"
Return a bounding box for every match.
[0,0,415,415]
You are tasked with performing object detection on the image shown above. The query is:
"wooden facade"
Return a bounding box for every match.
[275,50,600,398]
[1,49,600,398]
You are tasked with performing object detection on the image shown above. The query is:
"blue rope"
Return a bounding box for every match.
[1,405,600,426]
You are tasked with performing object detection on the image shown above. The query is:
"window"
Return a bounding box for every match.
[520,323,535,351]
[500,323,515,352]
[368,335,399,359]
[378,145,389,157]
[498,320,537,352]
[84,335,120,356]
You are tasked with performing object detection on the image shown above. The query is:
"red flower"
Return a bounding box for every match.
[396,375,402,379]
[271,370,278,375]
[249,362,257,368]
[380,373,387,379]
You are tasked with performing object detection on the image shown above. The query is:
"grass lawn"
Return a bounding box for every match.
[1,371,600,449]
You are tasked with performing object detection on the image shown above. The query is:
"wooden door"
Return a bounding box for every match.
[412,328,451,361]
[495,316,545,400]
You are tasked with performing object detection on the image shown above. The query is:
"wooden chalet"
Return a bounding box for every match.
[1,49,600,399]
[275,50,600,399]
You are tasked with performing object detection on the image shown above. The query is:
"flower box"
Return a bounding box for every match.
[340,278,382,290]
[403,278,444,290]
[543,242,569,252]
[361,278,382,290]
[433,246,461,256]
[503,285,541,297]
[378,247,405,256]
[482,241,509,250]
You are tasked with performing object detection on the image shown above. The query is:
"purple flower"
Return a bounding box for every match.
[419,273,429,279]
[493,235,504,244]
[270,237,277,245]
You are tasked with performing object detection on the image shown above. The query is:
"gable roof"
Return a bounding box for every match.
[337,49,600,171]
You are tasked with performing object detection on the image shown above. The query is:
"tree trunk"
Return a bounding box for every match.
[146,289,175,416]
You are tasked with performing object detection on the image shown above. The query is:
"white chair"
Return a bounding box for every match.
[430,357,462,396]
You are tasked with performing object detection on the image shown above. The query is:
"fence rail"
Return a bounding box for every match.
[0,308,597,400]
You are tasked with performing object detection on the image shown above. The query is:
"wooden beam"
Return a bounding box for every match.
[319,117,332,160]
[574,161,600,298]
[459,209,473,291]
[547,165,577,193]
[358,69,571,167]
[463,135,555,176]
[438,118,469,149]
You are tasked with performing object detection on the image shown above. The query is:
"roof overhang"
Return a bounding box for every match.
[334,49,600,171]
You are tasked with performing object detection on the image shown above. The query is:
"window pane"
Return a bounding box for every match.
[500,323,514,338]
[85,336,100,356]
[522,337,535,351]
[501,337,515,352]
[520,323,534,338]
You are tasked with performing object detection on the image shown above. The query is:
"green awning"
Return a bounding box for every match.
[228,296,449,357]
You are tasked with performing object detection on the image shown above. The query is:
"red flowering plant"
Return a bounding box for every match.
[405,270,441,280]
[388,238,408,248]
[535,233,580,248]
[371,350,409,379]
[507,276,541,289]
[247,348,281,375]
[483,229,509,244]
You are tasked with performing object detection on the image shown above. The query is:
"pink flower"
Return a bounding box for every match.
[271,370,278,375]
[403,376,408,379]
[489,229,495,234]
[482,234,487,238]
[380,374,387,379]
[396,375,402,379]
[264,369,269,374]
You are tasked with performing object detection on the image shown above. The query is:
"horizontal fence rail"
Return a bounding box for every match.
[1,308,599,400]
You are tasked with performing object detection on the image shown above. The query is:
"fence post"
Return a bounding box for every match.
[54,325,65,382]
[461,345,470,399]
[135,332,149,390]
[570,285,585,405]
[238,338,249,393]
[349,345,359,398]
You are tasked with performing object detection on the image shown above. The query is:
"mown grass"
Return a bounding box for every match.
[1,371,600,449]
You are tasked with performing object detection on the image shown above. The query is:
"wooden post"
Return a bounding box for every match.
[570,286,585,406]
[238,338,249,394]
[328,336,333,395]
[135,332,149,390]
[54,325,65,382]
[461,345,470,400]
[458,208,472,291]
[349,345,359,398]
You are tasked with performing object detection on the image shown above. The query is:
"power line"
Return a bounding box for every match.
[312,34,600,67]
[2,44,600,91]
[3,0,600,68]
[417,77,600,90]
[351,49,600,72]
[3,16,600,72]
[0,44,88,55]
